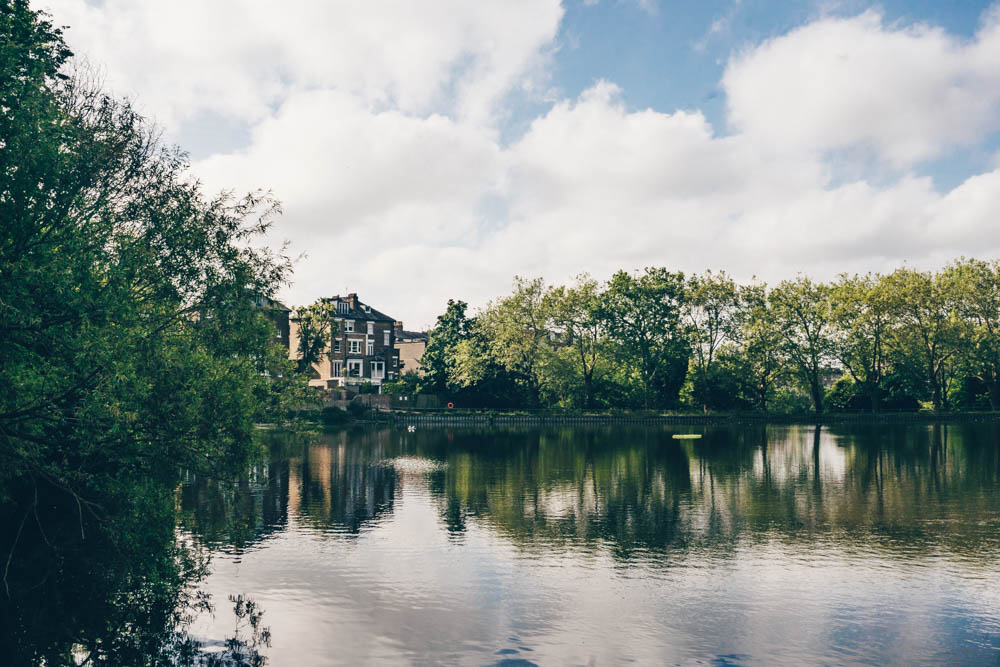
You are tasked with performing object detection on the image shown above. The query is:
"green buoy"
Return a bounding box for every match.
[672,434,702,439]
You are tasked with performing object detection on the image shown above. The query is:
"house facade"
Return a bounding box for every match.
[251,295,291,349]
[290,293,400,392]
[393,323,429,375]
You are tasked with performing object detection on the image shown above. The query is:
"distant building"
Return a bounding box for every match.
[251,295,291,349]
[393,323,429,376]
[289,293,400,392]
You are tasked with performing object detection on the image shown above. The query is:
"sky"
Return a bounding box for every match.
[41,0,1000,329]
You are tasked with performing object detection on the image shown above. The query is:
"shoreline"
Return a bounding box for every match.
[385,410,1000,426]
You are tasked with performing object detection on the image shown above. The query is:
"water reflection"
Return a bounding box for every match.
[179,424,1000,664]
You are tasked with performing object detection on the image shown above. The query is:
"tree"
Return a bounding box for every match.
[684,270,741,409]
[883,267,959,412]
[293,299,339,375]
[0,4,299,658]
[546,275,606,408]
[419,299,473,394]
[829,274,893,413]
[734,283,787,412]
[476,277,549,405]
[942,259,1000,409]
[602,267,689,409]
[770,276,833,413]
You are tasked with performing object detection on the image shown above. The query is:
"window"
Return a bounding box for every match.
[348,339,361,354]
[347,360,362,377]
[333,339,341,352]
[344,320,354,332]
[332,361,342,377]
[337,301,348,314]
[367,322,374,334]
[383,331,390,346]
[393,356,398,368]
[366,340,374,355]
[371,361,384,379]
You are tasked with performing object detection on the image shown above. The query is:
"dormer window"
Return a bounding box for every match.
[337,301,349,315]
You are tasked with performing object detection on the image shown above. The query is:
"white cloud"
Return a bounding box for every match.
[43,0,563,129]
[39,2,1000,327]
[722,9,1000,167]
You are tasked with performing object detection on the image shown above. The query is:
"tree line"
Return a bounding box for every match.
[401,262,1000,413]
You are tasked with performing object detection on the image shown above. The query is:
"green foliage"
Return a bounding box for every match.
[293,298,339,375]
[418,259,1000,414]
[602,267,690,409]
[382,370,420,395]
[770,276,834,413]
[419,299,473,394]
[0,3,305,658]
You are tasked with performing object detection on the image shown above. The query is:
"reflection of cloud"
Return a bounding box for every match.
[185,425,1000,663]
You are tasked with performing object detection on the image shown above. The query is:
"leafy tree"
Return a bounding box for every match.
[602,267,689,409]
[293,299,338,375]
[545,275,606,408]
[684,270,741,409]
[419,299,473,394]
[829,274,893,413]
[476,277,549,405]
[770,276,833,413]
[944,258,1000,410]
[883,267,959,412]
[0,3,300,658]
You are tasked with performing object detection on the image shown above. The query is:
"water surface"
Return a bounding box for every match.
[180,424,1000,665]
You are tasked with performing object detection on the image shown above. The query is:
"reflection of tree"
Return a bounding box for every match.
[412,424,1000,563]
[0,476,271,664]
[178,457,290,550]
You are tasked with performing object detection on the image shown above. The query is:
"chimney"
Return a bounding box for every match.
[394,321,404,333]
[347,293,358,309]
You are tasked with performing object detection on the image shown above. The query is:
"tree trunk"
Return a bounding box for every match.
[929,366,943,412]
[810,375,824,414]
[987,379,1000,412]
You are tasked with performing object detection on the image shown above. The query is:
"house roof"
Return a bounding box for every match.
[251,294,291,311]
[321,295,396,323]
[397,330,428,342]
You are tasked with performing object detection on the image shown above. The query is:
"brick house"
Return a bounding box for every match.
[289,293,400,393]
[251,295,291,349]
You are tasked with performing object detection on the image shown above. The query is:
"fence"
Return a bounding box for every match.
[386,409,1000,427]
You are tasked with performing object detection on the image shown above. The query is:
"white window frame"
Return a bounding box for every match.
[393,356,398,368]
[333,339,341,352]
[366,340,374,355]
[383,330,390,346]
[367,322,374,334]
[332,360,342,377]
[371,361,385,379]
[348,339,362,354]
[344,319,354,332]
[337,301,348,314]
[347,359,362,377]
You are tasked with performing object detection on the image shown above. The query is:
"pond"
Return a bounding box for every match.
[172,423,1000,665]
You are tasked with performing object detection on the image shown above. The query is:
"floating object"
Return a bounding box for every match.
[672,434,702,440]
[407,425,416,432]
[447,402,455,409]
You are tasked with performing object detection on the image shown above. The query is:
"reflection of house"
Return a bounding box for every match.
[290,293,400,392]
[393,324,429,375]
